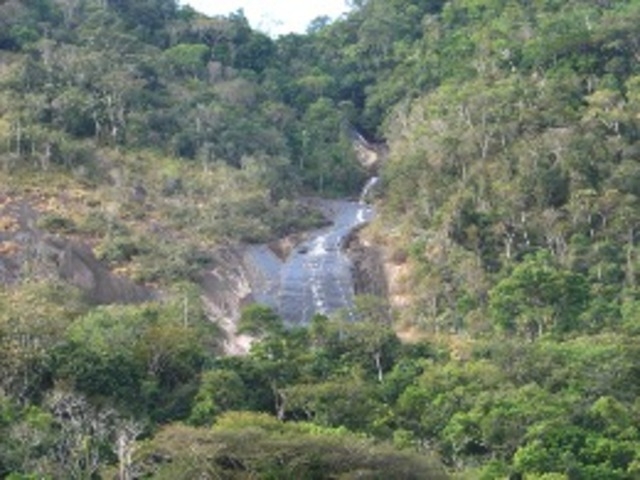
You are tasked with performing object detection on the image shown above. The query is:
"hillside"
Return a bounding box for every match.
[3,0,640,478]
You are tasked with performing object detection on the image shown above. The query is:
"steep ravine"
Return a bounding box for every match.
[204,136,389,353]
[202,192,392,353]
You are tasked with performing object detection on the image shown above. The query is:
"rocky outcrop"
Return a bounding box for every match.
[267,232,308,260]
[350,130,389,172]
[198,247,255,355]
[346,225,415,319]
[0,199,154,304]
[345,227,388,299]
[199,248,254,319]
[45,236,154,304]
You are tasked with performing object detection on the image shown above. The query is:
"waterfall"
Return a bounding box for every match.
[359,176,379,204]
[246,178,378,325]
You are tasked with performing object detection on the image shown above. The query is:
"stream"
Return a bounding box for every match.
[246,177,379,325]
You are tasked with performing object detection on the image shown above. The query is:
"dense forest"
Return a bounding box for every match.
[2,0,640,478]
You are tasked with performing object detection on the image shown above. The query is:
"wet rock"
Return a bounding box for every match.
[244,198,376,325]
[267,232,308,260]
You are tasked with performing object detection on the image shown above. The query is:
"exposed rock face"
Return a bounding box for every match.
[198,247,254,355]
[242,198,376,326]
[345,227,388,299]
[0,199,154,304]
[266,232,308,260]
[201,189,390,337]
[350,130,389,172]
[200,253,253,321]
[346,225,415,321]
[44,236,154,304]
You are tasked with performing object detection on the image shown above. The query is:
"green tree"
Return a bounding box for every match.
[489,251,589,339]
[237,304,282,337]
[346,295,399,383]
[0,282,86,401]
[54,301,216,420]
[162,43,210,78]
[129,412,447,479]
[188,369,246,426]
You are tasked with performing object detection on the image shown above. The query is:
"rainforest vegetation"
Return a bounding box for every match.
[2,0,640,478]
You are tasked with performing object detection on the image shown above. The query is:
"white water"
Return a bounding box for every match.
[360,176,380,203]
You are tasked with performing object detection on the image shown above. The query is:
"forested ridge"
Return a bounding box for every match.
[2,0,640,478]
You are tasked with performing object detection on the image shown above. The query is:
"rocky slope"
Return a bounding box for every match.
[0,196,153,304]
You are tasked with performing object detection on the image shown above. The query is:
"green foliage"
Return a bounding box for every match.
[376,0,640,342]
[162,43,210,78]
[489,251,589,339]
[188,369,246,426]
[96,234,144,264]
[0,0,365,198]
[237,304,283,336]
[107,0,179,46]
[54,300,218,420]
[132,413,447,480]
[0,281,87,401]
[36,213,76,233]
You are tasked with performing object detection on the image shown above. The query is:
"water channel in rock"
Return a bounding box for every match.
[246,177,379,325]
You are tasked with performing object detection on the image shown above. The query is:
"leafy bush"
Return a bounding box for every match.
[36,213,76,233]
[96,235,144,264]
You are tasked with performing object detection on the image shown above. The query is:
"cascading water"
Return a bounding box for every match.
[246,178,378,325]
[360,176,380,203]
